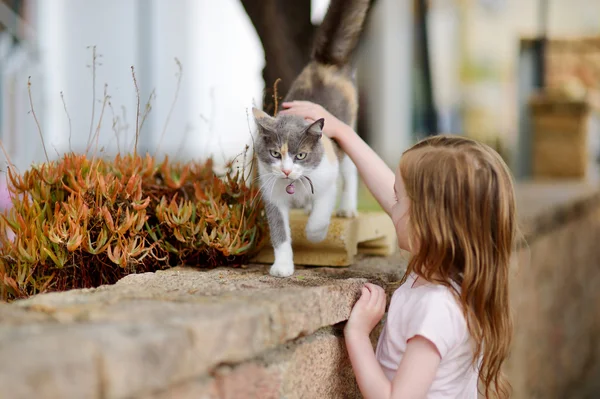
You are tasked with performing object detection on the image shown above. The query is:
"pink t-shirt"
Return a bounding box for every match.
[375,273,480,398]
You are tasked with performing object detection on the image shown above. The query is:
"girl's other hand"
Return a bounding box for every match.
[345,283,387,338]
[280,101,347,140]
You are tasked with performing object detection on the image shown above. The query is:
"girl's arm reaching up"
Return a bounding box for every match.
[280,101,397,216]
[345,284,442,399]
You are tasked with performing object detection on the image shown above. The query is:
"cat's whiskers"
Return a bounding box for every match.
[250,174,277,207]
[250,173,264,184]
[268,174,279,201]
[296,176,310,194]
[249,176,272,206]
[257,174,277,194]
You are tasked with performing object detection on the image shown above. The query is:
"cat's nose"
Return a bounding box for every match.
[282,169,291,177]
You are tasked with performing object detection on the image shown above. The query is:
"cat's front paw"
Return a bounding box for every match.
[305,221,329,243]
[303,202,313,215]
[336,208,358,218]
[269,261,294,277]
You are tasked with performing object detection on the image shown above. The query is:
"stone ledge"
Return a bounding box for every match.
[1,257,406,399]
[515,179,600,241]
[145,328,361,399]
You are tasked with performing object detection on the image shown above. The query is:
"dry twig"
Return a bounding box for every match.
[27,77,48,163]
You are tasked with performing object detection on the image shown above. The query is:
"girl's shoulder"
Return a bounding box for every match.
[402,280,463,317]
[389,274,469,350]
[393,273,460,302]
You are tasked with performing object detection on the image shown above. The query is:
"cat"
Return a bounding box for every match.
[252,0,371,277]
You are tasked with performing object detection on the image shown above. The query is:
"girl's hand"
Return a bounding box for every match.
[345,283,387,338]
[280,101,348,140]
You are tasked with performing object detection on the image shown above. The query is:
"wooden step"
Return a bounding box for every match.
[252,210,398,267]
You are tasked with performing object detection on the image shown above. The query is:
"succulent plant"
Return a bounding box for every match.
[0,151,267,301]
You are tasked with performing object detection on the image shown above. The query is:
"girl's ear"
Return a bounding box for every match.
[252,107,276,133]
[306,118,324,137]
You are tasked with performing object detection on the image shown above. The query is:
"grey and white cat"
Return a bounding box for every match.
[252,0,371,277]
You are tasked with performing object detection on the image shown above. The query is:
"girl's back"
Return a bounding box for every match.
[376,273,480,398]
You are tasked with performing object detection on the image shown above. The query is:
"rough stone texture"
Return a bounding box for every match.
[514,179,600,240]
[0,257,405,399]
[1,180,600,398]
[506,206,600,399]
[145,328,363,399]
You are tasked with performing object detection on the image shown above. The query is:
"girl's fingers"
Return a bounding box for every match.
[281,102,317,113]
[364,283,385,309]
[282,100,312,107]
[280,111,318,123]
[366,284,379,308]
[364,283,380,293]
[356,286,370,305]
[375,287,386,312]
[279,107,310,116]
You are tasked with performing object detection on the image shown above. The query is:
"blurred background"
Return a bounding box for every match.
[1,2,600,397]
[0,0,598,177]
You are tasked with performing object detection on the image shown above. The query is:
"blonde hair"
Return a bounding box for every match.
[399,135,516,399]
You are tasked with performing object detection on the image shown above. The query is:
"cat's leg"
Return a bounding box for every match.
[305,184,337,243]
[265,201,295,277]
[303,201,313,215]
[336,154,358,218]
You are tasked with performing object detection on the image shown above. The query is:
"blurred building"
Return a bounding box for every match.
[0,0,598,175]
[0,0,412,173]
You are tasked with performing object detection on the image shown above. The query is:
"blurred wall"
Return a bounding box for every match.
[0,0,415,173]
[2,0,265,172]
[427,0,600,168]
[357,0,414,166]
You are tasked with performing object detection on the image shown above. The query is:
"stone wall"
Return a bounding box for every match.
[1,181,600,399]
[0,257,404,399]
[507,182,600,399]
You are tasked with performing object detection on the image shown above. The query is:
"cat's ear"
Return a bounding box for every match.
[252,107,276,133]
[306,118,324,137]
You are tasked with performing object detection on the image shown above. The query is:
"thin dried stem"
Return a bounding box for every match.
[27,77,48,163]
[229,201,245,252]
[174,124,192,159]
[60,92,73,153]
[202,87,225,163]
[88,84,110,158]
[0,140,15,171]
[120,106,130,143]
[108,101,121,154]
[86,45,97,149]
[154,58,182,158]
[0,138,18,215]
[138,89,156,137]
[244,107,258,185]
[131,65,141,157]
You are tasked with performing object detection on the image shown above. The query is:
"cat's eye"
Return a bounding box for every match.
[270,150,281,158]
[295,152,307,160]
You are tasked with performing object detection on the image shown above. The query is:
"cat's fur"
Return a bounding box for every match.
[252,0,371,277]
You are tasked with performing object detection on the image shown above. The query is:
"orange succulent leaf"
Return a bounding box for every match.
[132,197,150,211]
[101,206,115,231]
[66,232,83,252]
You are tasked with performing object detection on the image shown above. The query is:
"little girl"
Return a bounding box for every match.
[280,101,516,399]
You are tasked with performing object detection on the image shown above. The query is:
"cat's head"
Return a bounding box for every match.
[252,108,324,181]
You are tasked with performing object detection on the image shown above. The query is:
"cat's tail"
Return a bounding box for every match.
[311,0,371,67]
